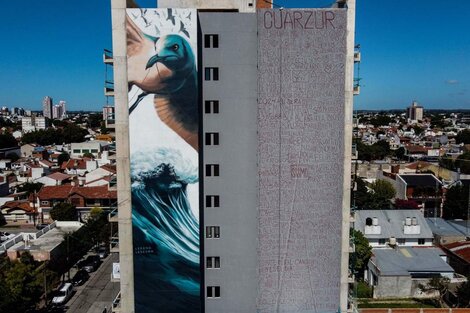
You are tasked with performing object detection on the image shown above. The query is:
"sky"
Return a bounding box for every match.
[0,0,468,111]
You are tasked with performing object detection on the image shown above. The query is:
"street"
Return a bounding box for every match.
[64,253,119,313]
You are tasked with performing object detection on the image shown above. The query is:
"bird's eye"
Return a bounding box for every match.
[172,44,179,51]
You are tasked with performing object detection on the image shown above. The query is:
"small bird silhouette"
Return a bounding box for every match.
[167,8,176,25]
[179,21,190,38]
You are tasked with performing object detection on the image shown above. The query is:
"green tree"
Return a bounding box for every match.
[442,184,469,220]
[455,152,470,174]
[58,152,70,165]
[394,147,406,160]
[456,129,470,144]
[16,182,43,196]
[413,125,424,136]
[456,277,470,307]
[82,152,95,159]
[5,152,19,162]
[349,229,372,276]
[0,133,18,149]
[367,179,396,209]
[3,260,43,312]
[418,277,450,307]
[87,114,103,128]
[50,203,77,221]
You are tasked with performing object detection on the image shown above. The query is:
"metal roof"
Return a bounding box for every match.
[398,174,442,187]
[425,217,468,237]
[371,247,454,276]
[354,209,434,239]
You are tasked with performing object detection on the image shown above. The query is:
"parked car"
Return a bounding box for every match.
[97,246,109,259]
[71,269,89,286]
[80,255,101,273]
[35,223,50,230]
[0,232,16,242]
[52,283,73,306]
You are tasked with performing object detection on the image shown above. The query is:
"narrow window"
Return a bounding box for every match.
[204,67,219,81]
[205,100,219,114]
[378,239,386,245]
[205,195,220,208]
[418,238,425,245]
[206,226,220,239]
[206,286,221,298]
[398,238,406,245]
[204,34,219,48]
[206,256,220,269]
[205,132,220,145]
[206,164,220,177]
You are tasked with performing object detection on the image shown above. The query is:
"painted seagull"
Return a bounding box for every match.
[126,14,198,150]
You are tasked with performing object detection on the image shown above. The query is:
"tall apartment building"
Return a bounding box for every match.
[111,0,355,312]
[407,100,424,123]
[52,100,66,120]
[42,96,53,119]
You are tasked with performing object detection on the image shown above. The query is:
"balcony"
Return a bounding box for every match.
[103,49,114,65]
[104,81,115,97]
[112,292,121,313]
[353,85,360,95]
[354,51,361,63]
[110,235,119,253]
[108,208,118,223]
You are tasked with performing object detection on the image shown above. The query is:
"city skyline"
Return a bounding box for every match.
[0,0,468,110]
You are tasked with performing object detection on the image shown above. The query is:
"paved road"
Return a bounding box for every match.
[65,253,119,313]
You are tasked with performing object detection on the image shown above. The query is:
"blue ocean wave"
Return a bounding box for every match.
[131,147,200,312]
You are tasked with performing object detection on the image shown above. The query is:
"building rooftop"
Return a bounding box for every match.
[398,174,442,187]
[442,241,470,264]
[7,221,83,255]
[354,209,434,239]
[425,217,469,237]
[371,247,453,276]
[37,185,117,200]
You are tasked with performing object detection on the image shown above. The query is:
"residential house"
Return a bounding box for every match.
[70,141,108,158]
[366,247,454,298]
[425,217,469,245]
[0,200,35,223]
[35,172,72,186]
[378,173,443,217]
[37,185,117,222]
[441,241,470,276]
[354,209,434,248]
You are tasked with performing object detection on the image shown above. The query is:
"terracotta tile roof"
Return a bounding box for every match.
[38,185,117,200]
[46,172,71,182]
[1,201,34,214]
[443,241,470,264]
[61,159,87,170]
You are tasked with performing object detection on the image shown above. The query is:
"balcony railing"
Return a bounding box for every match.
[112,291,121,313]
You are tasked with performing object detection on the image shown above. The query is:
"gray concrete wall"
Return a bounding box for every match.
[374,276,412,298]
[199,12,259,313]
[111,0,135,312]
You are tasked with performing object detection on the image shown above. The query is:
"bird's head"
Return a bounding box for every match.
[145,34,194,73]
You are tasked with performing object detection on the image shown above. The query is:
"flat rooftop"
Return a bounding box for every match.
[8,222,83,253]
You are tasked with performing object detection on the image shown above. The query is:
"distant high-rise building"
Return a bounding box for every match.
[52,101,67,120]
[42,96,53,119]
[407,101,424,122]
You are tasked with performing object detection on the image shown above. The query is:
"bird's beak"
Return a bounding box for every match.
[145,54,160,69]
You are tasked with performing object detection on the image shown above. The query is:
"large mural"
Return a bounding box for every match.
[126,8,200,313]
